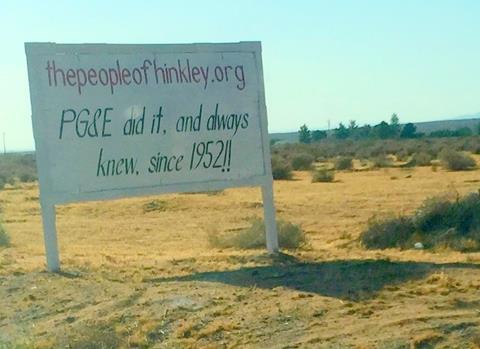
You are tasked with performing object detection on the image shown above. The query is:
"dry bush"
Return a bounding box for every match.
[208,218,306,250]
[361,216,415,249]
[271,156,293,180]
[413,196,453,232]
[311,168,335,183]
[440,150,476,171]
[395,149,409,162]
[272,136,480,167]
[410,152,432,166]
[334,156,353,170]
[19,173,36,183]
[371,155,393,168]
[291,153,315,170]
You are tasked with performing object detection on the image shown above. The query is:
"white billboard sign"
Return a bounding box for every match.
[25,42,278,271]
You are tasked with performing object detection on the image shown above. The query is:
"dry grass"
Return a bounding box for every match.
[2,159,480,347]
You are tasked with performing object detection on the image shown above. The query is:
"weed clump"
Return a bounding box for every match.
[57,322,121,349]
[143,199,168,213]
[311,168,335,183]
[0,223,10,247]
[360,192,480,251]
[334,156,353,170]
[440,150,476,171]
[208,218,306,250]
[271,156,293,180]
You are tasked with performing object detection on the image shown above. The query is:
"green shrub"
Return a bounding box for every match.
[334,156,353,170]
[291,153,315,170]
[440,150,476,171]
[361,216,415,249]
[208,218,306,250]
[446,193,480,234]
[271,156,293,180]
[0,224,10,247]
[413,196,459,232]
[311,168,335,183]
[361,192,480,251]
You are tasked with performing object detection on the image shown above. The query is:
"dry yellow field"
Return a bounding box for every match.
[1,164,480,348]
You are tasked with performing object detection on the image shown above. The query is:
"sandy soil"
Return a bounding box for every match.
[1,165,480,348]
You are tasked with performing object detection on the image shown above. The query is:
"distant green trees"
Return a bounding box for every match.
[298,124,312,144]
[331,114,408,140]
[312,130,327,141]
[299,125,327,144]
[400,123,417,138]
[430,127,473,138]
[299,115,479,143]
[334,123,349,139]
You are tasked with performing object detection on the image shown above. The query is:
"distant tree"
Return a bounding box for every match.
[391,113,399,125]
[390,113,401,137]
[334,123,350,139]
[357,124,372,139]
[348,120,358,130]
[430,127,473,138]
[374,121,394,139]
[312,130,327,142]
[400,123,417,139]
[455,127,473,137]
[298,124,312,144]
[430,129,454,138]
[346,120,358,138]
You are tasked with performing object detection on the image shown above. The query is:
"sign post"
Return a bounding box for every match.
[25,42,278,272]
[262,182,279,252]
[39,201,60,272]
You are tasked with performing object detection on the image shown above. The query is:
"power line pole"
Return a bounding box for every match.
[2,133,5,155]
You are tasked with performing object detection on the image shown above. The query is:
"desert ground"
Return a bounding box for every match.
[1,164,480,348]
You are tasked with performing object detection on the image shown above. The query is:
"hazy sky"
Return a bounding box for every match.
[1,0,480,150]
